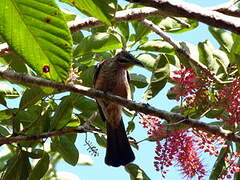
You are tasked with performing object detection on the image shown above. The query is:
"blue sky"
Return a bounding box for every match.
[55,0,230,180]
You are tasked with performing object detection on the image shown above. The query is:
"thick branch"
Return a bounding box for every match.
[69,7,163,32]
[127,0,240,34]
[0,68,240,143]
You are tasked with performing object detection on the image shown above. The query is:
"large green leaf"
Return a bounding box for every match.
[158,17,198,33]
[198,40,220,74]
[2,151,31,180]
[72,94,97,112]
[138,40,175,54]
[198,40,229,76]
[209,144,230,179]
[0,83,20,99]
[60,0,116,26]
[0,0,72,82]
[130,73,148,88]
[28,152,49,180]
[50,95,74,130]
[209,27,233,53]
[143,55,169,101]
[74,33,122,56]
[136,53,157,71]
[125,163,151,180]
[52,135,79,166]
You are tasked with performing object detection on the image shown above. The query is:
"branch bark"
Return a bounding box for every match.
[0,67,240,144]
[127,0,240,34]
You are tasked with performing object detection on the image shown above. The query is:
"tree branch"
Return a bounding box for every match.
[127,0,240,35]
[0,67,240,144]
[140,19,224,84]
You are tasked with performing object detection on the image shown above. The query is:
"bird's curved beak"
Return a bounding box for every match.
[131,57,144,67]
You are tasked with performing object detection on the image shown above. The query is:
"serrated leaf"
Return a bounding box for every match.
[28,152,49,180]
[209,27,233,53]
[0,83,20,99]
[125,163,151,180]
[74,33,122,56]
[60,0,116,26]
[130,73,148,88]
[138,40,174,54]
[19,87,47,110]
[158,17,198,33]
[50,96,74,130]
[0,0,72,82]
[209,144,230,180]
[143,55,169,101]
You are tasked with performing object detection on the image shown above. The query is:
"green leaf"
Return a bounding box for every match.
[72,94,97,112]
[52,135,79,166]
[72,31,84,44]
[19,87,47,110]
[0,109,13,121]
[229,33,240,65]
[158,17,198,33]
[0,0,73,82]
[94,133,106,147]
[126,120,135,134]
[130,73,148,88]
[132,17,163,42]
[60,0,116,26]
[136,53,157,71]
[178,41,199,67]
[0,83,20,99]
[2,151,31,180]
[0,53,28,73]
[0,125,10,136]
[138,40,174,54]
[125,163,151,180]
[74,33,122,56]
[143,55,169,101]
[198,40,219,74]
[209,27,233,53]
[50,96,74,130]
[28,152,50,180]
[0,94,7,106]
[209,145,230,180]
[205,108,225,119]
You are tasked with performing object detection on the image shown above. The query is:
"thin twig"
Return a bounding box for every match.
[140,19,224,84]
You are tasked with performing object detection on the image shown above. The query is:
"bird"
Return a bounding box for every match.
[93,51,144,167]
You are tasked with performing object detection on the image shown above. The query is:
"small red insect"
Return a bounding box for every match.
[43,65,50,73]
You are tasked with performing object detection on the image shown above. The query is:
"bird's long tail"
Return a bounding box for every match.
[105,119,135,167]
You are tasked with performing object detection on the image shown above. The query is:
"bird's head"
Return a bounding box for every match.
[115,51,144,68]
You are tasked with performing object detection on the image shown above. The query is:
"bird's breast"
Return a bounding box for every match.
[95,70,129,99]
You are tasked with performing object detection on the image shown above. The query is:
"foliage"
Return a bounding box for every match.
[0,0,240,179]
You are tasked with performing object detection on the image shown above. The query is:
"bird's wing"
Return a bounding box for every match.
[93,62,106,122]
